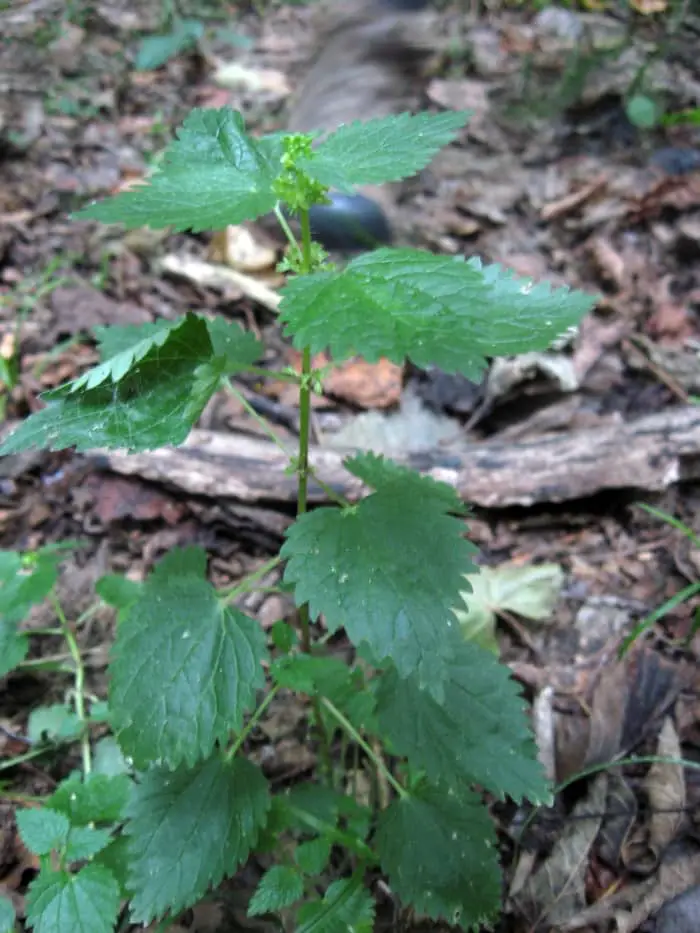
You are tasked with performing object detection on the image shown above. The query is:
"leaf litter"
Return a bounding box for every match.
[2,0,700,930]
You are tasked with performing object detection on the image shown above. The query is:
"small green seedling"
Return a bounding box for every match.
[620,503,700,655]
[0,542,132,933]
[0,258,73,419]
[0,106,597,931]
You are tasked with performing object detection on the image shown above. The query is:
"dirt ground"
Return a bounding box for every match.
[1,1,700,930]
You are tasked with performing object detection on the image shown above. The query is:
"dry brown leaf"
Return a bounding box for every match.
[532,685,557,783]
[209,225,277,273]
[646,717,686,854]
[629,0,668,12]
[615,844,700,932]
[323,357,403,409]
[541,175,608,222]
[159,254,281,313]
[562,845,700,930]
[587,237,626,291]
[514,773,608,926]
[597,772,637,870]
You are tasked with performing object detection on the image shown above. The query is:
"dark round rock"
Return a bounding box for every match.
[380,0,429,8]
[308,192,393,251]
[649,147,700,176]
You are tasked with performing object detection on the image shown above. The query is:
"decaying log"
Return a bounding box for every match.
[94,405,700,509]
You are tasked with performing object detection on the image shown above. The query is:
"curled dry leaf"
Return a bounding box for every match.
[455,561,565,653]
[646,716,686,855]
[513,773,608,927]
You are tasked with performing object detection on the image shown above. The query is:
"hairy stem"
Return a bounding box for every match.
[294,207,333,783]
[321,698,406,800]
[226,685,280,762]
[224,380,292,454]
[51,596,91,775]
[219,555,282,605]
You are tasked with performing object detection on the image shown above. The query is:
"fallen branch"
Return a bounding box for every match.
[93,405,700,509]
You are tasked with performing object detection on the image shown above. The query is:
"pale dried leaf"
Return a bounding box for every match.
[646,717,685,853]
[532,686,557,783]
[516,773,608,925]
[615,846,700,932]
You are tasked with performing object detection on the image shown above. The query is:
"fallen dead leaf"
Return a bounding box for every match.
[532,685,557,783]
[454,561,565,652]
[615,843,700,932]
[323,357,403,410]
[646,717,685,855]
[629,0,668,12]
[159,254,282,313]
[513,773,609,926]
[541,175,608,222]
[651,883,700,933]
[213,61,290,95]
[587,237,627,291]
[209,225,278,274]
[597,771,637,870]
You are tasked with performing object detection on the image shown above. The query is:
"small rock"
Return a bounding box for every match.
[533,6,584,41]
[651,884,700,933]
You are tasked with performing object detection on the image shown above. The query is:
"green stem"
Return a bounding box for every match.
[288,805,376,863]
[223,380,292,455]
[0,745,60,773]
[274,202,301,261]
[51,596,91,775]
[321,697,406,800]
[516,754,700,848]
[244,365,301,383]
[292,207,333,783]
[226,685,280,762]
[225,378,351,510]
[219,555,281,605]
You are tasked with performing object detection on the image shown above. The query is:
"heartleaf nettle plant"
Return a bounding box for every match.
[0,107,596,932]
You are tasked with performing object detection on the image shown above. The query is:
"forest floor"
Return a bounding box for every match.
[1,0,700,930]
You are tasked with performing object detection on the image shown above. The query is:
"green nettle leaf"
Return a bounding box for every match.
[135,18,204,71]
[0,621,28,679]
[280,249,596,379]
[68,316,195,393]
[274,654,377,734]
[95,573,142,616]
[454,561,565,651]
[295,837,331,876]
[63,826,113,863]
[626,93,659,129]
[25,865,120,933]
[0,896,15,933]
[0,314,262,456]
[88,700,110,723]
[27,705,82,743]
[205,316,263,371]
[297,877,374,933]
[125,755,270,922]
[375,782,501,928]
[0,315,212,454]
[92,736,130,777]
[376,644,550,804]
[0,549,60,630]
[271,654,349,694]
[93,835,132,894]
[109,546,268,769]
[299,111,470,190]
[248,865,304,916]
[93,322,167,360]
[48,773,132,825]
[282,453,477,697]
[16,808,70,856]
[75,108,283,232]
